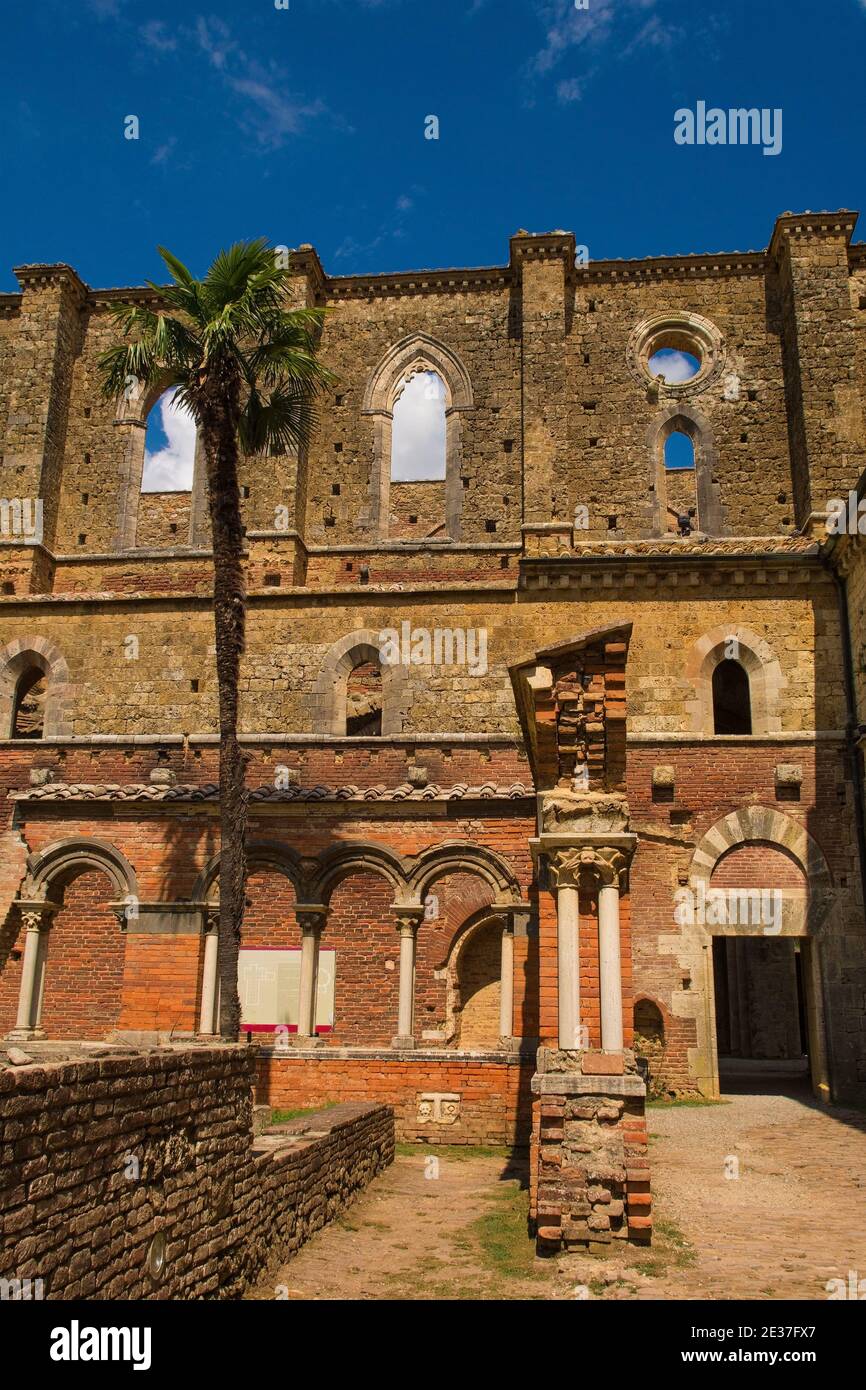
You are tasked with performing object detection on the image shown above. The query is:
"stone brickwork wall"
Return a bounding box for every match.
[0,211,864,1128]
[257,1051,531,1145]
[135,492,192,549]
[530,1049,650,1252]
[0,1044,393,1300]
[0,586,844,738]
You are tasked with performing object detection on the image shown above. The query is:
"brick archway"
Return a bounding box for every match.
[675,806,834,1102]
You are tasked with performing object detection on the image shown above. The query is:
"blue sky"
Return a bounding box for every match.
[1,0,865,291]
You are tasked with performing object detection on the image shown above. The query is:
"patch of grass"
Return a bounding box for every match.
[270,1102,342,1123]
[395,1142,512,1161]
[472,1181,541,1284]
[654,1215,697,1269]
[647,1096,731,1109]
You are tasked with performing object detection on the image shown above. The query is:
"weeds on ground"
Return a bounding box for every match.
[269,1102,342,1123]
[395,1142,512,1161]
[647,1096,731,1109]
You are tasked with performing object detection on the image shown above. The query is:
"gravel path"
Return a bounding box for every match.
[246,1084,866,1301]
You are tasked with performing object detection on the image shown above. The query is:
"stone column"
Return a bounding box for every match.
[9,904,58,1039]
[392,909,423,1049]
[198,908,220,1035]
[546,843,631,1052]
[499,917,515,1044]
[596,851,627,1052]
[295,908,326,1043]
[549,852,583,1050]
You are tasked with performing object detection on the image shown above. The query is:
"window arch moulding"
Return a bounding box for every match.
[361,333,475,542]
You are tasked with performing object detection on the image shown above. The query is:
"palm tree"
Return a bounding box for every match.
[98,240,333,1038]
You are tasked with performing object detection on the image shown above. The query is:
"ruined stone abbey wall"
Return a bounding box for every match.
[1,210,865,1177]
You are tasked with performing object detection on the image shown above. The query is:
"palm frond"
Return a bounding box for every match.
[245,339,335,391]
[157,245,195,287]
[199,238,273,316]
[238,385,320,457]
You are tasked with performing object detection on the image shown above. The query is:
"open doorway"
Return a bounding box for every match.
[712,936,811,1095]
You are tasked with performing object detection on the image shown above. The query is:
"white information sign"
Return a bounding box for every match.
[238,948,335,1029]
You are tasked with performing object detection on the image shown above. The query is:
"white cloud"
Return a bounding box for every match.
[195,15,237,71]
[333,190,419,263]
[150,136,178,167]
[142,390,197,491]
[647,349,700,383]
[527,0,662,87]
[390,372,446,481]
[556,77,584,105]
[140,19,177,52]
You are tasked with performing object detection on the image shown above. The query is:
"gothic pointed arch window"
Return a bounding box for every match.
[646,405,722,536]
[112,378,207,550]
[312,629,407,737]
[685,626,783,736]
[362,333,474,542]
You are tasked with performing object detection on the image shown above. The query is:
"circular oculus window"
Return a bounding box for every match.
[628,312,725,396]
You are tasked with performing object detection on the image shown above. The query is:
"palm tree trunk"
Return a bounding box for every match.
[200,366,248,1039]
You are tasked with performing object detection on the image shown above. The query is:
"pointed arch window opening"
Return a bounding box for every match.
[141,387,197,493]
[664,430,696,471]
[390,369,447,482]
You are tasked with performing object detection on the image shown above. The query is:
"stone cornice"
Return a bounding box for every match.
[88,287,166,310]
[769,210,859,262]
[520,543,828,594]
[324,266,511,300]
[509,231,576,269]
[13,263,88,299]
[289,245,326,299]
[17,211,861,310]
[575,252,766,283]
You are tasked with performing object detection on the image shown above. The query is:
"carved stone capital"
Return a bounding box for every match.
[548,845,628,891]
[16,900,60,932]
[295,904,327,935]
[392,907,425,936]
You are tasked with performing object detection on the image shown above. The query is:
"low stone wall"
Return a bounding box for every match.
[0,1043,393,1300]
[529,1048,651,1253]
[256,1048,534,1145]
